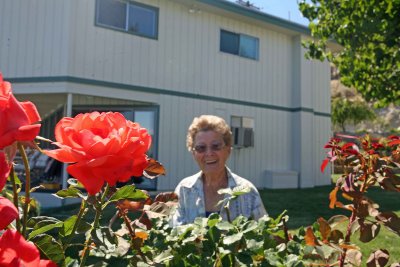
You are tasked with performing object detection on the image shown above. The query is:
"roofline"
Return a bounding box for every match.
[196,0,310,35]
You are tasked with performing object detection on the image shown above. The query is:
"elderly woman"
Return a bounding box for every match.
[172,115,267,225]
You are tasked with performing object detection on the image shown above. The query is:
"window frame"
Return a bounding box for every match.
[95,0,159,40]
[220,29,259,60]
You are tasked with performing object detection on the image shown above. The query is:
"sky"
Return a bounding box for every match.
[227,0,310,26]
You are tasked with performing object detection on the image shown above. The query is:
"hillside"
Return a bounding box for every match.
[330,78,400,134]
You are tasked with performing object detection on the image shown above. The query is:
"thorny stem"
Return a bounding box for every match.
[339,207,358,267]
[115,206,149,264]
[360,156,372,193]
[9,165,21,231]
[224,201,232,223]
[282,217,290,243]
[80,184,110,267]
[18,142,30,238]
[121,210,135,238]
[63,199,87,250]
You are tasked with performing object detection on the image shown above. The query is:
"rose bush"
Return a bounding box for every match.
[0,73,169,266]
[1,72,399,266]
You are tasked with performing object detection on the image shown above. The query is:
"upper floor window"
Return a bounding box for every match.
[96,0,159,39]
[220,30,259,60]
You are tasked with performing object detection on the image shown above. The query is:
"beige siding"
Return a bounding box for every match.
[0,0,69,77]
[59,0,296,107]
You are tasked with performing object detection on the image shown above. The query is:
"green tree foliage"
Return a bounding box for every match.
[299,0,400,107]
[331,98,376,132]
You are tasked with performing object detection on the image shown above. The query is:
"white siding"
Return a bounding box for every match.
[0,0,69,77]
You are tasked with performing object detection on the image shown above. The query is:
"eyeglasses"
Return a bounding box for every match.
[192,142,225,153]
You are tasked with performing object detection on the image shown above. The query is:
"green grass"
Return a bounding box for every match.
[259,185,400,264]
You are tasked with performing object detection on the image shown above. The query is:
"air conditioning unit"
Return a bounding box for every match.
[232,127,254,148]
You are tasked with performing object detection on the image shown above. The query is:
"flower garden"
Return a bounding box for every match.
[1,73,399,266]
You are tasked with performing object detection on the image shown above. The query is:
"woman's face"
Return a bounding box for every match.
[192,130,231,176]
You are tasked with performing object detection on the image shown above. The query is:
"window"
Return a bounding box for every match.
[220,30,259,60]
[96,0,159,39]
[231,116,254,148]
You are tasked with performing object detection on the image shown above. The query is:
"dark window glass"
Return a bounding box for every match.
[220,30,240,55]
[96,0,126,30]
[96,0,158,39]
[128,5,157,37]
[220,30,259,60]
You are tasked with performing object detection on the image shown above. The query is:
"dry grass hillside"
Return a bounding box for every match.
[330,70,400,134]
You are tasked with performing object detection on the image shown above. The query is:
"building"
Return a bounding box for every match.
[0,0,332,206]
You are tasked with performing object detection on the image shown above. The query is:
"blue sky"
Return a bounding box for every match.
[227,0,310,26]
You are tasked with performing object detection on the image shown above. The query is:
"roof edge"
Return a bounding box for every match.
[196,0,310,35]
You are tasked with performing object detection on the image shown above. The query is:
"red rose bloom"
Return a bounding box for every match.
[0,229,57,267]
[44,112,151,195]
[0,73,41,149]
[0,197,18,230]
[0,152,11,191]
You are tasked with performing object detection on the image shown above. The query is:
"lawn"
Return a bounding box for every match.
[259,185,400,265]
[42,185,400,265]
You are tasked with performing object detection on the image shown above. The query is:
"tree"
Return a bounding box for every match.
[331,98,376,132]
[299,0,400,107]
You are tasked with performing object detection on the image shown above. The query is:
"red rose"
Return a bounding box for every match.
[0,73,41,149]
[0,197,18,230]
[0,229,57,267]
[44,112,151,195]
[0,152,11,191]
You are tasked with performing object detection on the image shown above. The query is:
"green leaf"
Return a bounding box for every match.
[27,216,61,229]
[284,254,302,267]
[207,213,221,227]
[53,187,83,199]
[223,232,243,245]
[90,227,130,258]
[216,221,235,231]
[153,250,174,264]
[232,185,251,196]
[105,185,148,208]
[217,186,251,199]
[8,172,22,187]
[328,214,349,228]
[65,257,78,267]
[264,249,283,266]
[220,254,234,266]
[60,215,78,237]
[241,220,258,234]
[28,221,63,240]
[193,217,208,228]
[217,187,232,195]
[235,252,253,265]
[246,238,264,252]
[31,234,65,266]
[207,226,221,244]
[315,244,337,260]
